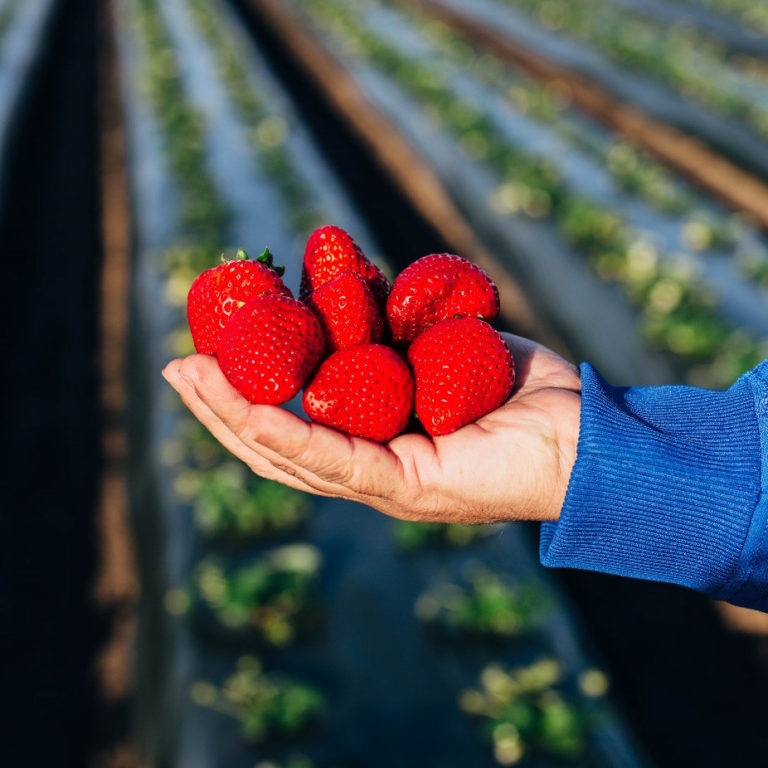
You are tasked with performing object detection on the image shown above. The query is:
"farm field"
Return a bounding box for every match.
[2,1,768,767]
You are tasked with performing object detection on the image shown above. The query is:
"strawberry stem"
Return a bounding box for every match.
[256,246,285,276]
[236,248,249,261]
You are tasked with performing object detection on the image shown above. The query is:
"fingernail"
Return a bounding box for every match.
[162,361,183,384]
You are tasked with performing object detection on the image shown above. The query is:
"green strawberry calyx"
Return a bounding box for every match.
[255,247,286,277]
[220,247,285,277]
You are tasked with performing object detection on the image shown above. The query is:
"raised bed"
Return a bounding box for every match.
[662,0,768,44]
[116,0,650,765]
[429,0,768,184]
[272,0,767,387]
[368,0,768,338]
[603,0,768,59]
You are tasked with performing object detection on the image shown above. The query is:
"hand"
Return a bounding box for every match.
[162,334,581,524]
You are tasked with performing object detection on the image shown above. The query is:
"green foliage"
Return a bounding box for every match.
[393,520,498,550]
[459,658,606,764]
[193,545,321,645]
[130,0,230,246]
[163,419,310,537]
[185,0,327,237]
[415,567,545,638]
[177,462,310,538]
[191,656,324,742]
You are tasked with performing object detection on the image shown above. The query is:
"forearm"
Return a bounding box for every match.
[541,362,768,611]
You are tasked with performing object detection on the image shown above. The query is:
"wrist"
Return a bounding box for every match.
[541,362,763,602]
[546,389,580,521]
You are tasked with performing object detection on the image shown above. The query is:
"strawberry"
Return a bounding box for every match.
[306,270,384,352]
[386,253,499,344]
[217,294,324,405]
[408,317,514,436]
[187,248,291,355]
[303,344,414,442]
[300,225,389,305]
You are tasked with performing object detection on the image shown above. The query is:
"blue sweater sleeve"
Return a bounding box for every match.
[540,361,768,611]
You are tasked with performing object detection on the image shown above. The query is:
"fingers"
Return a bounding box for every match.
[162,360,324,496]
[169,356,411,507]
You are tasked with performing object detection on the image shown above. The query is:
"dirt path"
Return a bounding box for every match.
[0,0,107,765]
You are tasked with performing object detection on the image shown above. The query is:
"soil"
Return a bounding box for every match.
[0,0,106,765]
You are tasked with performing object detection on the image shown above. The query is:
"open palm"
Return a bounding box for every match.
[163,334,581,524]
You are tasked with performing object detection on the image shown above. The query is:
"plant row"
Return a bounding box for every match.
[293,0,767,387]
[486,0,768,139]
[402,543,609,762]
[380,2,768,268]
[128,0,327,747]
[668,0,768,36]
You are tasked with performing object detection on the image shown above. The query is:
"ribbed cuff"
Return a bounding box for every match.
[541,363,764,605]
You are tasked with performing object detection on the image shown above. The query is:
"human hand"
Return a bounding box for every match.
[162,334,581,524]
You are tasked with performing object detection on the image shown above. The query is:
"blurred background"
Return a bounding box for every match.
[2,0,768,766]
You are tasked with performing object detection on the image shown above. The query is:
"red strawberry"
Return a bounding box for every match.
[306,270,384,352]
[408,317,514,436]
[386,253,499,344]
[187,248,291,355]
[303,344,414,442]
[300,225,389,305]
[217,294,324,405]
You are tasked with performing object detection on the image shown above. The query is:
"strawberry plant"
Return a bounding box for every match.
[192,545,321,645]
[393,520,499,550]
[190,656,324,742]
[459,658,608,764]
[163,421,310,538]
[414,568,545,639]
[183,464,310,539]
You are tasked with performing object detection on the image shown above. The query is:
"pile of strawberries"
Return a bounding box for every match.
[187,226,515,442]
